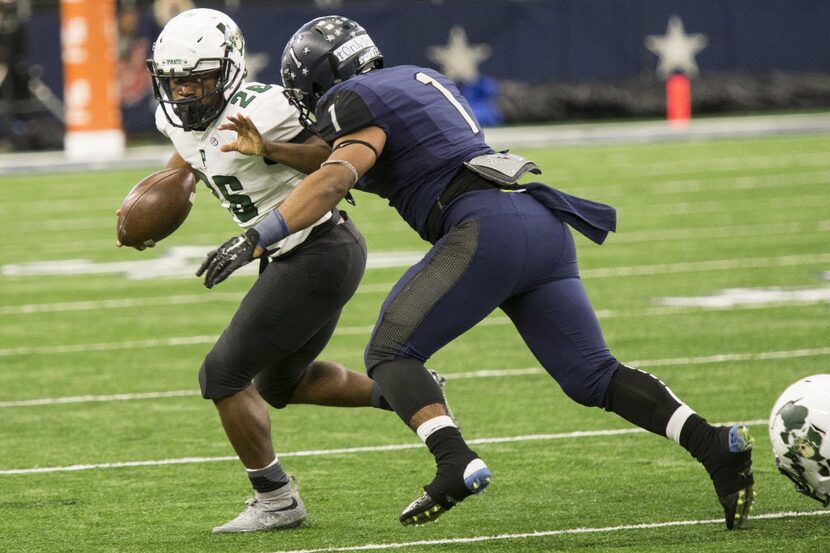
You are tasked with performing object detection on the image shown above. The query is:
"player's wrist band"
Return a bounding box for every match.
[253,209,291,248]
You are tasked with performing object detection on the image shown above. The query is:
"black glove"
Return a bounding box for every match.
[196,228,260,289]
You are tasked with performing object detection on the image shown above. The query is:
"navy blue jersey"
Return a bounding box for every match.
[313,66,493,238]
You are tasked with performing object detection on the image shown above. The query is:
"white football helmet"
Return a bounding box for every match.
[147,8,246,131]
[769,374,830,506]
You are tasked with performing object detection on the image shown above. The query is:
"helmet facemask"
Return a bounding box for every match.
[282,87,315,130]
[148,60,237,131]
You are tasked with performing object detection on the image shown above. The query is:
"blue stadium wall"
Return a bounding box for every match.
[22,0,830,134]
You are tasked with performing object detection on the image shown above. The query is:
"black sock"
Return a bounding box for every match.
[423,427,477,504]
[680,415,752,497]
[679,414,717,461]
[246,459,289,494]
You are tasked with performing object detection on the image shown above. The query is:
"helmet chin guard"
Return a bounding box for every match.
[147,8,247,131]
[281,15,383,128]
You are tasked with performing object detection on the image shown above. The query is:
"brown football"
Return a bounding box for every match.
[117,167,197,248]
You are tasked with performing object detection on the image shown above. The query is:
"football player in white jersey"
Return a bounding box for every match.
[140,8,398,534]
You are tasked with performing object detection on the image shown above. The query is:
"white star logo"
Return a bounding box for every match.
[325,34,335,43]
[427,26,490,83]
[303,46,311,55]
[645,15,708,79]
[302,68,309,76]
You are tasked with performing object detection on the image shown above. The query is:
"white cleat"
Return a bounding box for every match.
[212,478,307,534]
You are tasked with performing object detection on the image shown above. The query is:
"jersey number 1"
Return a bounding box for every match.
[415,72,479,134]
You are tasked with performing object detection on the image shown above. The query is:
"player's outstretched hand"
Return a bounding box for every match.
[218,114,265,157]
[196,229,261,288]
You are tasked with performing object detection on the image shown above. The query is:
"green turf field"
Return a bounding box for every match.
[0,133,828,552]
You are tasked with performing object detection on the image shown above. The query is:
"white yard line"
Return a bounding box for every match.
[0,418,769,475]
[6,169,828,234]
[2,297,829,357]
[0,368,544,408]
[582,252,830,278]
[3,248,830,316]
[266,510,830,553]
[3,348,829,409]
[0,283,393,315]
[2,113,829,175]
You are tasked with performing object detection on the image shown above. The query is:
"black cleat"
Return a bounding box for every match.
[719,486,756,530]
[400,491,453,526]
[709,425,755,530]
[399,458,491,526]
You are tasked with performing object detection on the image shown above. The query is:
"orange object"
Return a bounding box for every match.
[666,73,691,127]
[61,0,124,158]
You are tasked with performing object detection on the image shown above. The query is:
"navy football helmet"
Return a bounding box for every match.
[281,15,383,127]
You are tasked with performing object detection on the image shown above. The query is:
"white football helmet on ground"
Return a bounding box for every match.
[769,374,830,506]
[147,8,246,131]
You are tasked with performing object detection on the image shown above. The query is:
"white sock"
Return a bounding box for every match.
[246,455,280,473]
[416,415,456,442]
[666,405,695,444]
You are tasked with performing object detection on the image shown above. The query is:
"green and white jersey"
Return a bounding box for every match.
[156,81,331,257]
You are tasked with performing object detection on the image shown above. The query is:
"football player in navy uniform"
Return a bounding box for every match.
[207,16,755,530]
[135,9,446,534]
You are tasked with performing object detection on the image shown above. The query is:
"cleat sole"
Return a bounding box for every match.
[725,485,755,530]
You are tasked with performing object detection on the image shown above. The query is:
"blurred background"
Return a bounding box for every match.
[1,0,830,152]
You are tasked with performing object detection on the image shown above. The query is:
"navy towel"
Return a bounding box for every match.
[522,183,617,245]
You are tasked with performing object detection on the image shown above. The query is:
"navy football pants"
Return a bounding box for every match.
[365,188,618,408]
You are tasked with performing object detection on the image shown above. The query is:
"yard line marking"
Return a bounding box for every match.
[651,169,830,194]
[629,347,830,367]
[565,169,830,199]
[0,368,545,408]
[644,193,827,217]
[0,390,201,407]
[2,299,829,358]
[0,283,393,316]
[265,510,830,553]
[6,170,826,235]
[1,288,826,318]
[4,347,829,408]
[0,336,219,356]
[0,418,769,475]
[612,221,815,244]
[4,245,830,316]
[582,253,830,278]
[0,293,242,315]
